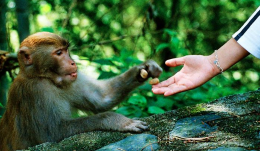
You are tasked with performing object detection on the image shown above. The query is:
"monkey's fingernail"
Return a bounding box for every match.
[149,78,159,85]
[140,69,148,79]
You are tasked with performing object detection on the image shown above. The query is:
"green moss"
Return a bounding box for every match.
[187,104,207,115]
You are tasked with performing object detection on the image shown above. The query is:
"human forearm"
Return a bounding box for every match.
[207,38,250,76]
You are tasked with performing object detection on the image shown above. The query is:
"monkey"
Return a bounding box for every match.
[0,32,162,150]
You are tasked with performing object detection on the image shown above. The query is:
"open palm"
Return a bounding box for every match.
[152,55,218,96]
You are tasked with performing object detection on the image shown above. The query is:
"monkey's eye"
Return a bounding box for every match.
[56,50,62,56]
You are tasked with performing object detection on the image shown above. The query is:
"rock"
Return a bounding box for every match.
[29,89,260,151]
[169,114,221,138]
[29,132,129,151]
[208,147,250,151]
[97,134,159,151]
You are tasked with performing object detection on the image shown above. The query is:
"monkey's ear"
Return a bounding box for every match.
[19,46,33,65]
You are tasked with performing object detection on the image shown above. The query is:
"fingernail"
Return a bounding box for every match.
[152,88,157,92]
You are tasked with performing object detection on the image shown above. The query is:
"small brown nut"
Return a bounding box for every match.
[149,78,159,85]
[140,69,148,79]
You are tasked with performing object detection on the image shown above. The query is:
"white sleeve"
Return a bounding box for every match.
[232,6,260,59]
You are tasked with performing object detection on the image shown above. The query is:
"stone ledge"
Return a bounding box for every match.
[29,89,260,151]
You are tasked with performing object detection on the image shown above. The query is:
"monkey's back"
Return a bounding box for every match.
[0,76,66,150]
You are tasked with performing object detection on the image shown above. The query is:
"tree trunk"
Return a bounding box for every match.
[0,73,9,116]
[0,0,8,116]
[0,0,7,50]
[15,0,30,42]
[152,0,179,71]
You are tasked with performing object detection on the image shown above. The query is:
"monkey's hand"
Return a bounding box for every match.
[98,112,149,133]
[137,60,163,82]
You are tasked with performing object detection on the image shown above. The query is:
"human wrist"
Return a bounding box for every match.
[206,53,223,76]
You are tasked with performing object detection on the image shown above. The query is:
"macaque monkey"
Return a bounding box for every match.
[0,32,162,150]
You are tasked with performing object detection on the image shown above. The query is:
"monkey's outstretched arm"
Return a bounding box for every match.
[71,60,162,113]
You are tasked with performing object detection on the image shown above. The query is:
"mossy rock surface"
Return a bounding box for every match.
[30,89,260,151]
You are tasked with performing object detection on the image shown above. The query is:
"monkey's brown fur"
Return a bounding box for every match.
[0,32,162,150]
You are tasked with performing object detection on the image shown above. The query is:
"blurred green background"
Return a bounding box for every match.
[0,0,260,118]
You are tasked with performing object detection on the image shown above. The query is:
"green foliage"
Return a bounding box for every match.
[0,103,3,118]
[148,106,165,114]
[3,0,260,117]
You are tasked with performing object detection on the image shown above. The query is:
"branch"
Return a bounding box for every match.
[62,0,77,29]
[159,135,215,144]
[170,136,215,142]
[0,51,18,73]
[79,34,140,49]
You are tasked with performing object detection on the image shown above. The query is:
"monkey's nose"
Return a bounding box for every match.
[71,62,75,66]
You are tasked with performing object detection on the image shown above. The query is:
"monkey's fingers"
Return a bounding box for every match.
[134,120,149,130]
[140,68,160,85]
[136,124,149,131]
[140,69,148,79]
[125,120,149,132]
[140,121,148,126]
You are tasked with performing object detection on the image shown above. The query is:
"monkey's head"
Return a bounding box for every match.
[18,32,77,86]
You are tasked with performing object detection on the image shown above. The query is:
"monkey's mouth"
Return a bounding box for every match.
[70,72,77,77]
[65,72,77,79]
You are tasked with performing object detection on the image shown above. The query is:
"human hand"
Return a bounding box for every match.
[152,55,219,96]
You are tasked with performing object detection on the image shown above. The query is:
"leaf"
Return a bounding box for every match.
[127,95,147,108]
[78,56,89,60]
[131,106,143,117]
[39,3,52,14]
[163,29,177,36]
[93,59,115,66]
[98,71,117,79]
[191,91,206,100]
[120,48,133,57]
[41,27,54,33]
[155,43,170,53]
[0,103,3,108]
[116,106,142,117]
[148,106,165,114]
[58,27,70,34]
[125,57,142,65]
[174,48,189,56]
[116,106,134,116]
[155,97,174,111]
[138,83,152,91]
[171,37,179,46]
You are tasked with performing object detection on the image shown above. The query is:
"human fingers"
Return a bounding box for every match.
[152,83,187,96]
[165,57,185,67]
[152,76,175,88]
[164,85,187,96]
[152,87,170,94]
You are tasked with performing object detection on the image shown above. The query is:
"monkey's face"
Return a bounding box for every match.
[51,46,78,84]
[18,32,78,87]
